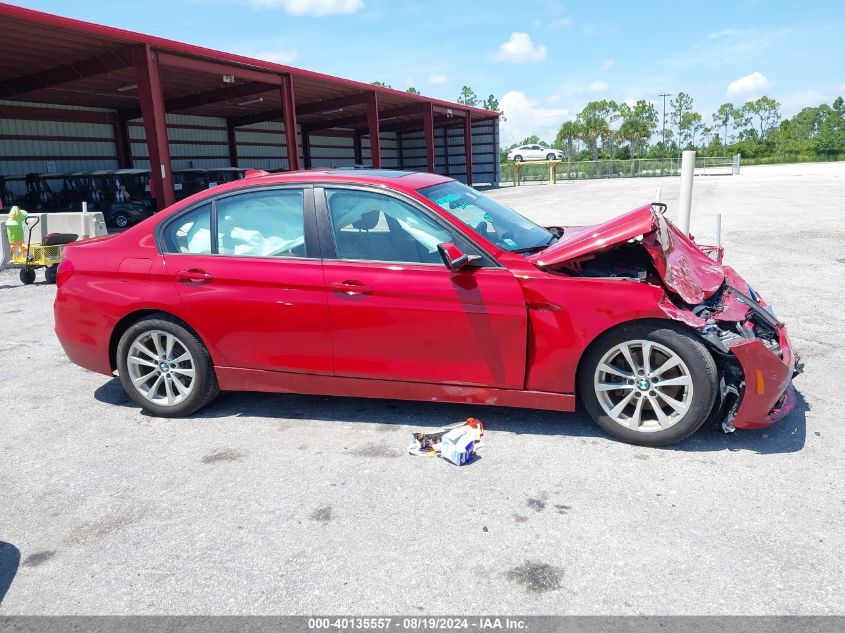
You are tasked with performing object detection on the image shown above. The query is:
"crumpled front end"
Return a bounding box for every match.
[688,271,802,431]
[533,204,802,432]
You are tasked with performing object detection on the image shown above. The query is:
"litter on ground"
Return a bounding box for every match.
[408,418,484,465]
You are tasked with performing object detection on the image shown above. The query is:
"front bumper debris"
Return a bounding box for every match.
[727,325,799,430]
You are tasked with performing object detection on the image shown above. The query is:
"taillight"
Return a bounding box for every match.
[56,257,74,288]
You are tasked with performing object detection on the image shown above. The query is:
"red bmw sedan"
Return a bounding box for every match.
[53,169,800,446]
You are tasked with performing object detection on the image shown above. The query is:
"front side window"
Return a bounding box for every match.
[420,180,554,253]
[216,189,306,258]
[325,189,452,264]
[162,203,212,254]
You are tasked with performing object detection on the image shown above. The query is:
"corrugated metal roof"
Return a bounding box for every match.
[0,2,498,132]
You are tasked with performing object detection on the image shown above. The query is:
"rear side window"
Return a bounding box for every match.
[216,189,306,258]
[161,189,309,258]
[162,203,212,254]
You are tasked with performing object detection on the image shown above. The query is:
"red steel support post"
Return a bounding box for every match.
[366,91,381,168]
[113,112,132,169]
[280,75,301,171]
[226,120,238,167]
[423,103,435,173]
[463,112,474,186]
[353,132,363,164]
[302,130,312,169]
[134,45,174,209]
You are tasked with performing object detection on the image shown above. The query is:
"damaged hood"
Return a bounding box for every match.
[528,204,726,304]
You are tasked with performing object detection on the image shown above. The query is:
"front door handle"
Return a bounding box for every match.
[177,269,213,283]
[329,280,372,295]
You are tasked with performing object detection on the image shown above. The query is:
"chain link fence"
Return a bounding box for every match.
[500,155,741,185]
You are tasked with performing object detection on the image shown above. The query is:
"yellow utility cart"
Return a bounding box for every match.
[7,215,77,285]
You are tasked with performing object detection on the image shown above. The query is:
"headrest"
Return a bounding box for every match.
[352,209,380,231]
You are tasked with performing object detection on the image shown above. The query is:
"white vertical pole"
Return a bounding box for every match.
[678,150,696,236]
[81,201,89,239]
[655,187,661,202]
[716,213,722,247]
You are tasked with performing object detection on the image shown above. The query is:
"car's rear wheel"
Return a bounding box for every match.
[112,213,129,228]
[116,316,219,417]
[513,155,523,162]
[579,322,718,446]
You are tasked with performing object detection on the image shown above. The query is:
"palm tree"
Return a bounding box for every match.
[556,121,579,178]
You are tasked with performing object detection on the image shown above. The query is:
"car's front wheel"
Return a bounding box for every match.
[579,322,718,446]
[112,213,130,228]
[546,153,557,161]
[116,316,219,417]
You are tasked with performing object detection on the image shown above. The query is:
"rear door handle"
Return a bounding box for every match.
[177,269,213,283]
[329,280,372,295]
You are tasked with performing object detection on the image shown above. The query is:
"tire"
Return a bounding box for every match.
[578,322,718,447]
[113,214,130,228]
[20,268,36,285]
[44,264,58,285]
[116,315,219,417]
[513,155,523,162]
[546,153,557,161]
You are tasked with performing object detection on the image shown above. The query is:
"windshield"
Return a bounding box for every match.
[419,181,553,252]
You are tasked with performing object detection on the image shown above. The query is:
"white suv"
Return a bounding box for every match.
[507,145,565,162]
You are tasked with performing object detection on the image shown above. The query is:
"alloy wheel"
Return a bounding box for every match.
[125,329,195,407]
[593,339,694,433]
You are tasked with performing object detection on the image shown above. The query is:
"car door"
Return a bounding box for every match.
[160,185,333,374]
[317,185,528,388]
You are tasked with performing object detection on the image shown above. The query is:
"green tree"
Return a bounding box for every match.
[743,96,781,140]
[406,86,420,94]
[575,100,617,160]
[482,94,506,120]
[457,85,479,107]
[682,111,704,148]
[371,81,391,88]
[518,135,549,147]
[713,103,742,146]
[555,120,579,176]
[555,121,578,157]
[617,100,658,157]
[670,92,694,147]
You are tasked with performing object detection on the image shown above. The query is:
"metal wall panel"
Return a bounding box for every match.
[398,119,498,185]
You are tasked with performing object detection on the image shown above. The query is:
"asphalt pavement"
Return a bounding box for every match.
[0,162,842,614]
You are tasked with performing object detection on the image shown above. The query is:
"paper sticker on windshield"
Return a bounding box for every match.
[434,192,470,210]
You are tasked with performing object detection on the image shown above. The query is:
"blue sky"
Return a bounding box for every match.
[13,0,845,145]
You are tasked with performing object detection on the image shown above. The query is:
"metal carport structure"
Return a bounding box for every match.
[0,2,500,211]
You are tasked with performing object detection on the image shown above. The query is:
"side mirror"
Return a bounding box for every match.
[437,242,469,271]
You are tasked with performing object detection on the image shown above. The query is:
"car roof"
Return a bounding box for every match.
[235,169,454,192]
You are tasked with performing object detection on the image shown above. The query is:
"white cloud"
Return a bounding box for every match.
[549,17,573,29]
[428,73,448,85]
[726,71,772,97]
[254,49,298,64]
[600,58,615,71]
[494,32,547,64]
[588,80,609,92]
[708,28,743,39]
[249,0,363,16]
[499,90,569,146]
